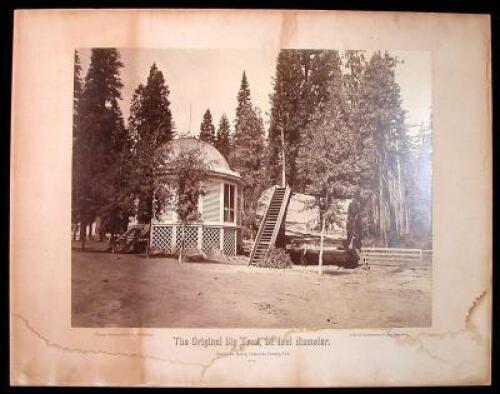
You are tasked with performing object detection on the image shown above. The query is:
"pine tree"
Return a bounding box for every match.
[215,114,231,159]
[143,63,174,145]
[199,108,216,144]
[300,61,365,272]
[73,51,83,119]
[298,50,411,248]
[343,50,366,112]
[301,53,361,217]
[72,51,83,239]
[231,104,267,237]
[267,50,338,191]
[342,50,378,240]
[74,48,125,249]
[231,72,267,236]
[357,51,409,246]
[235,71,251,127]
[99,100,136,245]
[406,120,432,245]
[129,63,175,224]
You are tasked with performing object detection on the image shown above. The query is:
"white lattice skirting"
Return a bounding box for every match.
[223,228,236,255]
[151,224,237,256]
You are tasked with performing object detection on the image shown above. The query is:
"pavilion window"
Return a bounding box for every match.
[223,184,235,223]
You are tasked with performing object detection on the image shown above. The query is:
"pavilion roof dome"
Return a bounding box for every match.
[164,138,239,178]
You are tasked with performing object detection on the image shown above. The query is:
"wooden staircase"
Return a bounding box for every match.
[249,185,291,266]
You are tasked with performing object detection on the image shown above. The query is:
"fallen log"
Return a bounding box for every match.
[288,244,360,268]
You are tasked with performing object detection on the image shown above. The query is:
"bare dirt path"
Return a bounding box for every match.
[72,241,431,328]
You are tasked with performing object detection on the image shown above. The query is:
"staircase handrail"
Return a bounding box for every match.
[260,184,291,264]
[249,185,277,265]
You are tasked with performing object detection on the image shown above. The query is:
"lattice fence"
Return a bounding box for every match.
[202,226,221,254]
[223,228,236,255]
[151,224,237,255]
[176,226,198,250]
[151,225,174,252]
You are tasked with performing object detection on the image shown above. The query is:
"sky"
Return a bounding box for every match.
[78,48,431,137]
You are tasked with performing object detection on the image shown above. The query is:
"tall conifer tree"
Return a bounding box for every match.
[235,71,251,127]
[215,114,231,159]
[357,51,408,245]
[74,48,125,248]
[231,72,267,236]
[129,63,175,224]
[267,50,337,191]
[199,109,216,144]
[72,51,83,237]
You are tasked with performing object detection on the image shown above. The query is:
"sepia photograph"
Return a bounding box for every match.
[71,47,432,329]
[10,9,491,386]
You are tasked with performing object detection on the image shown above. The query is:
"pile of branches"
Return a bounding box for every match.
[255,246,293,269]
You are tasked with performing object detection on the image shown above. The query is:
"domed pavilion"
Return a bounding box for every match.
[148,138,242,256]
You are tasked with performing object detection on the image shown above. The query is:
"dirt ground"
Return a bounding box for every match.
[72,240,431,328]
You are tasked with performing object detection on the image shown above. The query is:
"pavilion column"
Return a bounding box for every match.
[220,227,224,254]
[172,225,177,252]
[197,225,203,250]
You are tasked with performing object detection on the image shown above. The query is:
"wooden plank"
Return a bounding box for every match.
[364,252,421,257]
[363,251,421,255]
[364,252,422,258]
[291,247,344,254]
[368,260,429,266]
[362,248,422,253]
[369,262,431,267]
[365,254,420,259]
[365,256,421,262]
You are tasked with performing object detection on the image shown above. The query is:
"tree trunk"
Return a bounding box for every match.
[178,224,184,263]
[377,170,383,244]
[147,217,153,257]
[370,194,378,239]
[109,233,115,253]
[80,221,86,250]
[318,216,326,276]
[379,167,388,247]
[404,195,410,236]
[396,153,407,236]
[97,216,105,242]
